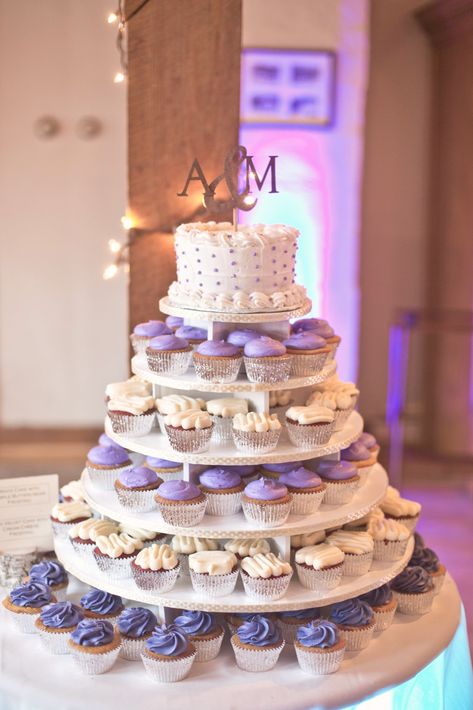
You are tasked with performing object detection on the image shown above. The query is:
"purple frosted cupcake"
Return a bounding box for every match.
[295,620,345,675]
[243,337,292,384]
[175,325,207,346]
[341,441,377,478]
[391,566,435,614]
[131,320,172,354]
[118,607,158,661]
[357,431,380,460]
[79,589,124,623]
[359,584,398,632]
[155,480,207,527]
[330,599,375,651]
[314,460,360,505]
[231,615,285,672]
[27,561,68,601]
[165,315,184,332]
[2,581,54,634]
[409,546,446,594]
[199,467,244,516]
[98,432,124,449]
[146,334,192,375]
[226,328,262,350]
[279,467,326,515]
[145,457,183,481]
[242,478,292,528]
[35,601,84,654]
[114,466,162,512]
[282,331,330,377]
[174,610,224,662]
[232,464,258,481]
[141,624,196,682]
[69,619,121,675]
[193,340,242,383]
[291,318,341,359]
[278,608,321,644]
[259,461,301,480]
[85,444,132,490]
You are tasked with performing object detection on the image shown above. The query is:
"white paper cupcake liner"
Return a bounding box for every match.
[210,416,234,442]
[119,635,149,661]
[393,588,436,615]
[165,425,213,453]
[51,520,78,540]
[385,514,420,533]
[342,551,373,577]
[244,355,293,384]
[193,355,242,383]
[87,464,132,491]
[432,571,446,595]
[70,645,121,675]
[37,627,72,654]
[130,334,151,354]
[295,644,345,675]
[115,486,157,513]
[131,564,180,592]
[373,538,409,562]
[141,650,196,682]
[231,639,285,672]
[108,411,156,437]
[286,420,335,448]
[204,491,243,517]
[290,488,326,515]
[146,349,192,376]
[190,568,238,597]
[289,351,329,377]
[242,499,292,528]
[94,553,137,580]
[232,429,281,454]
[322,478,360,505]
[71,540,95,561]
[371,603,398,632]
[296,563,343,591]
[338,623,374,651]
[191,630,224,662]
[240,571,293,601]
[156,497,207,527]
[7,610,40,634]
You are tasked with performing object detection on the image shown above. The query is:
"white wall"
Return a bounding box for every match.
[0,0,128,426]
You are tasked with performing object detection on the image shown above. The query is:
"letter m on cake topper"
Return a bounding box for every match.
[177,146,278,214]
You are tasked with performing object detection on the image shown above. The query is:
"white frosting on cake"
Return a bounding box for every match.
[168,222,307,313]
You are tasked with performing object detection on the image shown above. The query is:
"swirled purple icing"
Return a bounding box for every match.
[330,599,374,627]
[174,610,216,636]
[314,460,358,481]
[391,566,433,594]
[146,624,189,656]
[196,340,240,357]
[165,316,184,329]
[117,607,157,638]
[296,620,340,648]
[10,582,52,608]
[133,320,172,337]
[80,589,123,615]
[280,608,320,620]
[292,318,335,338]
[244,336,286,358]
[261,462,300,475]
[71,619,115,647]
[231,465,257,477]
[87,445,130,466]
[283,332,327,351]
[118,466,159,489]
[147,334,189,351]
[357,432,377,449]
[341,442,371,462]
[29,561,67,587]
[359,584,393,607]
[279,466,322,489]
[175,325,207,341]
[199,467,242,490]
[237,615,281,646]
[409,547,440,573]
[226,329,261,347]
[244,477,288,501]
[157,479,201,501]
[98,433,125,449]
[146,457,181,469]
[40,601,84,628]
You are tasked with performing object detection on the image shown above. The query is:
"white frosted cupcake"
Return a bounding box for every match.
[174,610,224,662]
[295,620,345,674]
[231,615,285,672]
[307,375,359,431]
[117,607,158,661]
[314,460,360,505]
[60,479,86,502]
[285,405,335,448]
[206,397,248,442]
[189,550,238,598]
[155,394,206,438]
[240,553,293,601]
[118,523,166,548]
[390,566,436,614]
[325,530,374,576]
[50,501,92,539]
[141,624,196,682]
[380,486,421,532]
[171,535,219,577]
[242,478,292,528]
[278,467,326,515]
[155,480,207,527]
[224,538,271,561]
[199,467,244,516]
[131,543,180,592]
[164,409,213,453]
[232,412,282,454]
[291,530,326,563]
[93,533,144,580]
[69,619,121,675]
[295,543,344,591]
[269,389,294,420]
[329,599,375,651]
[107,389,157,437]
[368,517,411,561]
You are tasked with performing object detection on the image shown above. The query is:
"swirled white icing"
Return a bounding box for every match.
[171,536,219,554]
[105,378,152,399]
[134,543,178,571]
[156,394,206,415]
[188,550,237,575]
[241,552,292,579]
[380,486,421,517]
[95,532,143,558]
[295,543,345,569]
[164,408,212,430]
[107,393,155,415]
[224,538,271,557]
[326,530,374,554]
[310,375,360,398]
[232,412,281,432]
[69,518,118,541]
[306,390,355,411]
[269,390,293,407]
[290,530,326,548]
[368,517,410,541]
[118,524,159,541]
[51,501,91,523]
[206,398,248,418]
[60,479,86,502]
[285,405,334,425]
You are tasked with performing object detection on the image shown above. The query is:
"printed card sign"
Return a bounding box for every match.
[0,475,58,553]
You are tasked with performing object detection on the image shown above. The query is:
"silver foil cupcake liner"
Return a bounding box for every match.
[289,351,329,377]
[7,610,40,634]
[231,639,285,672]
[232,429,281,454]
[131,564,180,592]
[290,488,326,515]
[51,520,77,540]
[393,588,436,615]
[296,563,343,591]
[372,538,409,562]
[70,645,121,675]
[338,623,374,651]
[156,413,169,439]
[119,635,148,661]
[165,425,213,453]
[295,644,345,675]
[240,571,293,601]
[243,355,293,384]
[332,399,357,432]
[372,603,398,632]
[192,630,224,662]
[176,553,191,578]
[37,627,72,655]
[385,514,420,533]
[193,355,242,383]
[242,499,292,528]
[141,650,196,682]
[156,497,207,527]
[322,478,360,505]
[204,491,243,517]
[130,334,151,355]
[286,420,335,448]
[71,539,95,561]
[146,348,192,376]
[210,416,234,442]
[190,568,238,597]
[115,486,157,513]
[108,411,156,437]
[86,464,131,491]
[342,551,373,577]
[94,553,137,580]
